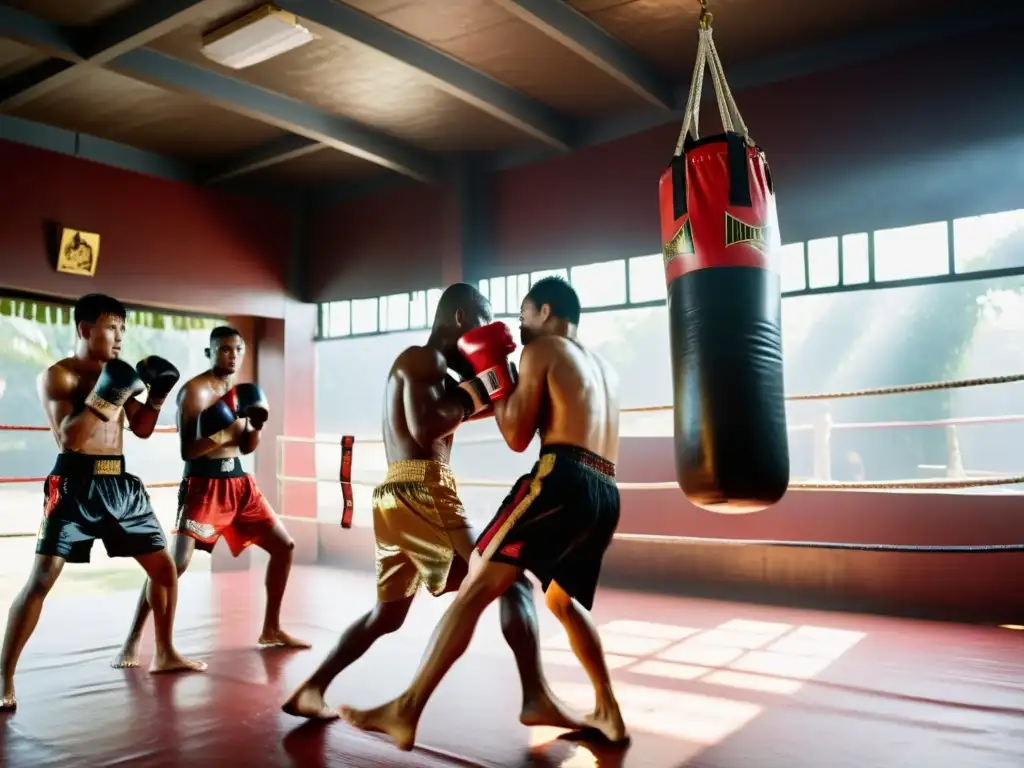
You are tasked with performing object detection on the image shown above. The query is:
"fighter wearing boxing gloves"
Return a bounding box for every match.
[283,283,580,732]
[1,293,205,711]
[112,326,308,669]
[343,277,628,750]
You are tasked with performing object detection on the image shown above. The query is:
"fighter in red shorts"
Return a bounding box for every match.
[112,326,309,668]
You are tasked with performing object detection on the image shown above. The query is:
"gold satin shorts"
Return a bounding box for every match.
[372,460,475,602]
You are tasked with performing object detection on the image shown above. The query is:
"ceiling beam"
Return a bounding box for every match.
[199,134,324,184]
[274,0,573,150]
[488,1,1024,171]
[489,0,674,110]
[0,113,196,182]
[0,1,211,111]
[111,49,442,183]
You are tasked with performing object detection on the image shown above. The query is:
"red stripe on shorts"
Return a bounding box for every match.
[476,476,531,554]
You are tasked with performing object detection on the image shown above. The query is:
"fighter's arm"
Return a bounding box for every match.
[400,348,466,447]
[238,419,261,455]
[123,397,158,439]
[493,342,549,453]
[177,384,224,461]
[37,364,98,450]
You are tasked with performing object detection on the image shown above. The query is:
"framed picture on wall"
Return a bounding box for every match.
[55,228,101,277]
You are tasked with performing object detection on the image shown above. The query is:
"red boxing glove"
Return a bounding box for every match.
[455,322,517,418]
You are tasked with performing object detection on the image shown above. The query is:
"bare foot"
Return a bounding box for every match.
[149,650,207,674]
[0,688,15,713]
[110,641,142,669]
[520,687,589,731]
[582,705,630,744]
[258,628,312,649]
[340,697,418,751]
[281,685,340,720]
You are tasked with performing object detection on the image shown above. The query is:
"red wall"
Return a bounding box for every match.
[0,141,291,318]
[310,26,1024,298]
[307,183,445,300]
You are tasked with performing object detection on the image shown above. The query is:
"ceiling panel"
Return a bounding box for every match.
[0,38,49,79]
[7,67,288,158]
[345,0,648,116]
[570,0,965,78]
[4,0,140,27]
[149,12,534,151]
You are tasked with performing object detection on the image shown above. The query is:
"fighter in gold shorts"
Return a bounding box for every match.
[283,283,582,731]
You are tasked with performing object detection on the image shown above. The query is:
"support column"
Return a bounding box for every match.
[440,155,495,287]
[213,202,319,571]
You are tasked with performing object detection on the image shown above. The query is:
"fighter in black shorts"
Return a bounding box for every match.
[343,277,628,751]
[0,293,205,711]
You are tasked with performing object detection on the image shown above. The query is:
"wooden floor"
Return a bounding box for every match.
[1,565,1022,767]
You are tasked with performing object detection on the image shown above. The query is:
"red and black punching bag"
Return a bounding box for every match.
[660,25,789,513]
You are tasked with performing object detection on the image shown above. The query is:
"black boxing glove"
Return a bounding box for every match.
[136,356,180,412]
[234,383,269,430]
[85,359,146,422]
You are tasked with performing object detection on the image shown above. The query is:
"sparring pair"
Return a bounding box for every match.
[1,293,206,711]
[283,282,582,733]
[112,325,308,668]
[341,276,629,749]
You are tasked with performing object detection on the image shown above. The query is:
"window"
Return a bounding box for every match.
[426,288,442,322]
[410,290,427,329]
[531,268,569,284]
[477,279,489,301]
[779,243,806,293]
[628,255,667,303]
[841,233,870,285]
[383,293,410,332]
[873,221,949,282]
[489,277,506,315]
[351,298,378,335]
[325,300,350,337]
[506,273,529,315]
[570,260,627,308]
[953,209,1024,274]
[807,237,840,290]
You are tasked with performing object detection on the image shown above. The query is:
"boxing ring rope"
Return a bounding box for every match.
[268,370,1024,553]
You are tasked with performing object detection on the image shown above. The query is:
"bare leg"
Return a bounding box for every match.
[545,582,627,743]
[112,534,194,668]
[342,559,518,751]
[281,595,413,720]
[1,555,65,711]
[134,549,206,674]
[256,523,310,648]
[497,571,587,730]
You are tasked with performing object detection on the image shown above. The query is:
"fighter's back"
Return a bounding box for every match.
[535,336,620,464]
[381,345,454,464]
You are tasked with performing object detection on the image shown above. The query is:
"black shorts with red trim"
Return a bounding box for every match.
[475,444,620,611]
[36,453,167,564]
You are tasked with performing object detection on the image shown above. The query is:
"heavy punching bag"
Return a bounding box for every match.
[659,14,789,512]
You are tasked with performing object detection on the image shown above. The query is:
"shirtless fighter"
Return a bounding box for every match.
[342,276,628,749]
[282,283,579,732]
[112,326,308,668]
[1,293,205,711]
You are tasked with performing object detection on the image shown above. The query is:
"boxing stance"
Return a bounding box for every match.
[1,294,205,711]
[112,326,308,668]
[283,283,580,732]
[343,276,628,749]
